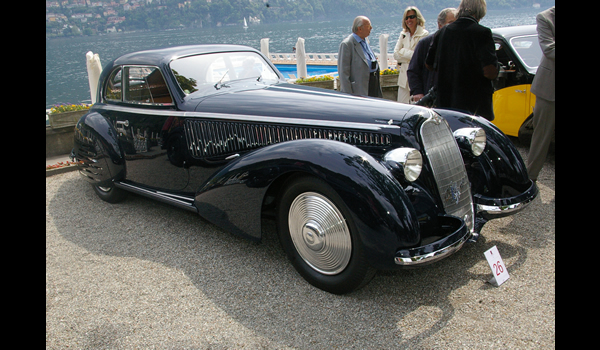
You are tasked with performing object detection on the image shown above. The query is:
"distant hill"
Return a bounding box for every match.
[46,0,556,36]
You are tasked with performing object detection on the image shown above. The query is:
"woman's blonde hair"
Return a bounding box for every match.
[402,6,425,32]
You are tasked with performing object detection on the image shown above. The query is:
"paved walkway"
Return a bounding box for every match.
[45,148,555,348]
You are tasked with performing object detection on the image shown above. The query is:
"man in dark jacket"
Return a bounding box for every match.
[425,0,498,120]
[407,8,456,105]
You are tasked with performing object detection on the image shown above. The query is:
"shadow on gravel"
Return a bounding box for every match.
[47,148,555,348]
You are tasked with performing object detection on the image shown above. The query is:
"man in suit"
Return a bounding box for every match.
[526,6,555,182]
[338,16,383,97]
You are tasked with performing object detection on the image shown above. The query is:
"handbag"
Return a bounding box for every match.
[415,86,437,107]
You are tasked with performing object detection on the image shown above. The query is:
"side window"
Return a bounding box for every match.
[125,66,173,105]
[510,36,542,69]
[105,68,122,102]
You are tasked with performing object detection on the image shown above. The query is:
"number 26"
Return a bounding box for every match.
[493,261,504,276]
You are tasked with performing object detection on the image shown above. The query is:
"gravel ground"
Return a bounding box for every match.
[46,143,555,349]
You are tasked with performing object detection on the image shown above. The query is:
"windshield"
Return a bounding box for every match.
[509,34,542,74]
[170,51,280,95]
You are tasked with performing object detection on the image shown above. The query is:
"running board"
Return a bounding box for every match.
[114,181,197,213]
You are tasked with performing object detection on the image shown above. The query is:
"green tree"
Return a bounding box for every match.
[210,0,235,24]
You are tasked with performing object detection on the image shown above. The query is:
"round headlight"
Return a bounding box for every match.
[384,148,423,182]
[453,128,486,156]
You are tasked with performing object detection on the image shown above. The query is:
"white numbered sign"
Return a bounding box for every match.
[484,245,509,286]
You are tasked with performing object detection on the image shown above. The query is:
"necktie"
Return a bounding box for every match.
[360,40,373,61]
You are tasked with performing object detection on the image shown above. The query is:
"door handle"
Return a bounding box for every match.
[515,89,526,94]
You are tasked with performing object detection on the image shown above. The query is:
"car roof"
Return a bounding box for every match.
[492,25,537,40]
[112,44,260,67]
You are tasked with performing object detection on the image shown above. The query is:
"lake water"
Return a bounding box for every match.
[46,8,545,109]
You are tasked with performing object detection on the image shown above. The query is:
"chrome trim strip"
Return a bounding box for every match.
[114,181,197,213]
[394,231,471,266]
[156,190,194,202]
[94,104,398,132]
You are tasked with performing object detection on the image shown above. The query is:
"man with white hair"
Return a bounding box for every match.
[338,16,382,97]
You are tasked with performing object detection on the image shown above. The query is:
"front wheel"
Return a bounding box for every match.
[277,175,376,294]
[91,183,126,203]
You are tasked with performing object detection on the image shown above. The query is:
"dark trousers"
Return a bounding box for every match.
[368,70,382,98]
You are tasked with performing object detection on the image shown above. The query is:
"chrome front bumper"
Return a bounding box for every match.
[394,180,538,266]
[394,215,470,266]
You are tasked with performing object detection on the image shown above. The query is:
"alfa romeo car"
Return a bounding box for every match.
[72,45,538,294]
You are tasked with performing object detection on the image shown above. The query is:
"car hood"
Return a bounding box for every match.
[190,83,422,127]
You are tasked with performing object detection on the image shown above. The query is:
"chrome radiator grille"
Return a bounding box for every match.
[184,120,391,158]
[420,113,474,232]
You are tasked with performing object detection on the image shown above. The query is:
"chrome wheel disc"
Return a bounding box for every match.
[288,192,352,275]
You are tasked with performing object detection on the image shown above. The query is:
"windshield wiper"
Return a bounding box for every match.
[214,70,230,90]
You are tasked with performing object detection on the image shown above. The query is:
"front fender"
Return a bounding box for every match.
[73,111,125,186]
[194,139,421,265]
[437,109,531,197]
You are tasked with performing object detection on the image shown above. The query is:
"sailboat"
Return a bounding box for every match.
[243,17,248,29]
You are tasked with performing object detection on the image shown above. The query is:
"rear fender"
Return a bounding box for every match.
[194,139,421,265]
[73,111,125,186]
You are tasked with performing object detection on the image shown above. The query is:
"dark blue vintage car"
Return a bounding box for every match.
[72,45,538,294]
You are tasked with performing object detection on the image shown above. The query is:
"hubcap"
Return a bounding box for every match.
[288,192,352,275]
[303,220,325,251]
[98,186,112,192]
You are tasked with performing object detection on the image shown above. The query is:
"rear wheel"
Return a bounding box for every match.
[518,112,555,150]
[518,113,534,145]
[277,175,376,294]
[92,183,126,203]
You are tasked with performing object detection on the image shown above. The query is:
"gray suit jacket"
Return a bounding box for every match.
[338,34,372,96]
[530,6,555,101]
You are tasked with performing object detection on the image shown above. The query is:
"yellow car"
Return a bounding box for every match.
[492,25,542,142]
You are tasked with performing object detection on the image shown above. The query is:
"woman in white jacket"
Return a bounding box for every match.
[393,6,428,103]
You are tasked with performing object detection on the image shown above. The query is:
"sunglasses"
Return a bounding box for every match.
[405,15,417,20]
